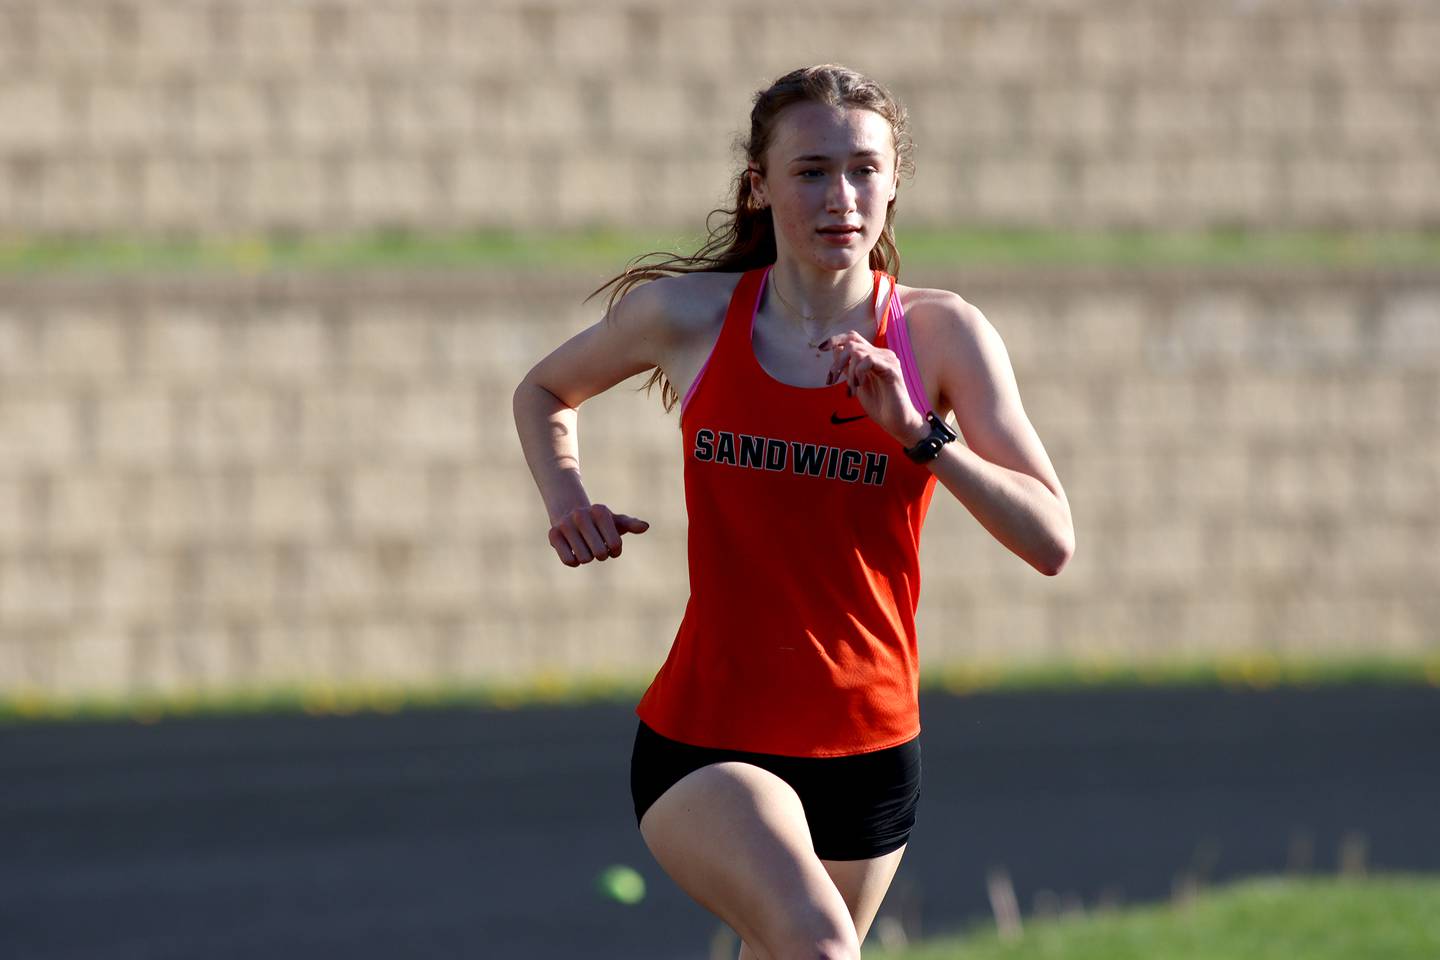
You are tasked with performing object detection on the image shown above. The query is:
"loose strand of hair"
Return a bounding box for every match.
[584,175,780,414]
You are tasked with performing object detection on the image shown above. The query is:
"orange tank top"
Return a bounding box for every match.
[634,266,940,756]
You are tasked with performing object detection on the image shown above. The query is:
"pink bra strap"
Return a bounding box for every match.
[889,286,933,417]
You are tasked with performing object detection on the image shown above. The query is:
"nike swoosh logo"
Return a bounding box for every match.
[830,412,867,424]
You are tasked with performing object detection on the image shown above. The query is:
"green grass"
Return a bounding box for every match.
[899,227,1440,269]
[3,227,1440,276]
[864,873,1440,960]
[1,653,1436,727]
[922,651,1440,696]
[0,671,648,728]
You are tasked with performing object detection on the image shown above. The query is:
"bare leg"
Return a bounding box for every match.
[639,761,861,960]
[821,845,908,943]
[735,845,909,958]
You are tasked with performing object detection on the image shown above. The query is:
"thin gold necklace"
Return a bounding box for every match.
[769,275,873,351]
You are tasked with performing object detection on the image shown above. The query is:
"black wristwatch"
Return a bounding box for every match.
[903,411,957,463]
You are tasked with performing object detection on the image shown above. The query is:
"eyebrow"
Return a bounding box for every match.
[788,150,886,163]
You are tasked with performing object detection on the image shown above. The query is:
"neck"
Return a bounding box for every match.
[766,260,874,335]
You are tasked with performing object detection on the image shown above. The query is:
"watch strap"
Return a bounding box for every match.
[903,411,957,463]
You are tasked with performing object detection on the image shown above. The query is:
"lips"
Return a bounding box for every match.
[817,225,863,245]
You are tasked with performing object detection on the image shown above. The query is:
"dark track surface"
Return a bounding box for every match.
[4,684,1439,959]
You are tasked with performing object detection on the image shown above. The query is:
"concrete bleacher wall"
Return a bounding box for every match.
[2,265,1436,697]
[1,1,1437,698]
[1,0,1437,235]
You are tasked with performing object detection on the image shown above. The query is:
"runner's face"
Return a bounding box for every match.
[750,103,899,273]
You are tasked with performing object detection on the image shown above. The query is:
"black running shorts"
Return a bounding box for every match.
[630,718,921,861]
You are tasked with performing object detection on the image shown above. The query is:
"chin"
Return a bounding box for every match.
[806,242,874,272]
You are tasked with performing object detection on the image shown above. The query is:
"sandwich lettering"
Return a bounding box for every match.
[692,428,887,486]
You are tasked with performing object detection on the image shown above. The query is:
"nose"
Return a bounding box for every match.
[825,173,857,213]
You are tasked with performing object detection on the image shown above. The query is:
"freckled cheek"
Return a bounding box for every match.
[776,208,813,244]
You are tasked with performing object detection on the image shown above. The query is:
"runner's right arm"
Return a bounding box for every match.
[512,279,675,566]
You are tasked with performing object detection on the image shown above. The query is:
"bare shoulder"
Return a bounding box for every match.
[898,284,1007,366]
[615,271,741,400]
[894,284,989,345]
[892,284,1008,417]
[612,270,737,346]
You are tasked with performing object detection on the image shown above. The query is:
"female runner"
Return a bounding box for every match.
[514,64,1074,960]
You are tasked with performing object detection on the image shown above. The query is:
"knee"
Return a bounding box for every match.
[809,937,861,960]
[781,939,860,960]
[763,914,861,960]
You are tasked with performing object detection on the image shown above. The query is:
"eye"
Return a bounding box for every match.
[854,166,880,177]
[798,169,824,179]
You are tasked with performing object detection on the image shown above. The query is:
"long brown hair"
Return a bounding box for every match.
[589,64,915,413]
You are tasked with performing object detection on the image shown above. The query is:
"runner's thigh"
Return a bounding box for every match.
[639,761,858,957]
